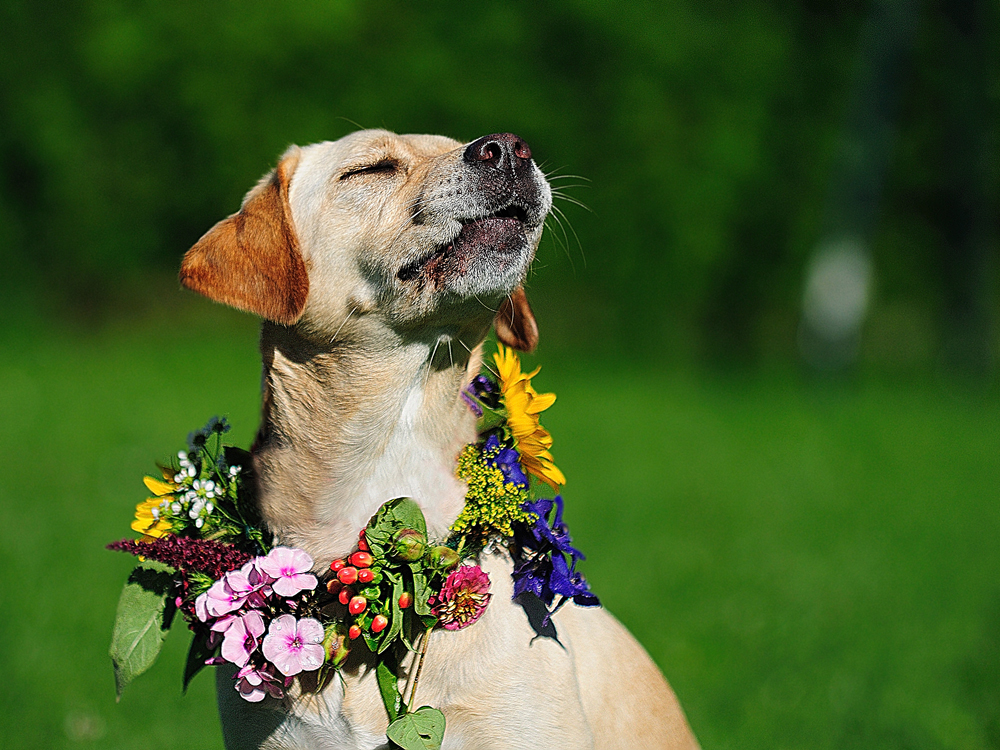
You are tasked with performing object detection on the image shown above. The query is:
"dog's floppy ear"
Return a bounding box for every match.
[495,286,538,352]
[180,149,308,326]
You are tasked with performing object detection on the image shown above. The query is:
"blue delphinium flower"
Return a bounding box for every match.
[483,433,528,487]
[512,495,599,618]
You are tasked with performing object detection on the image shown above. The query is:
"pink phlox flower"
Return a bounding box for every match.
[261,614,325,677]
[231,560,273,608]
[194,590,211,622]
[433,565,492,631]
[234,662,285,703]
[256,547,318,598]
[200,571,253,619]
[221,610,266,668]
[196,561,276,623]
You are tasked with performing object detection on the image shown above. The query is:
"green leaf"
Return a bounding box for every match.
[411,568,432,616]
[109,562,175,699]
[380,575,404,653]
[387,498,428,536]
[475,404,508,435]
[386,707,446,750]
[376,658,406,723]
[182,628,216,692]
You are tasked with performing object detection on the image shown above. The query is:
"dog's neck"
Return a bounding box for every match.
[252,320,483,565]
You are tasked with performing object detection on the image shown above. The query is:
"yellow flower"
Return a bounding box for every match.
[131,474,175,540]
[493,345,566,490]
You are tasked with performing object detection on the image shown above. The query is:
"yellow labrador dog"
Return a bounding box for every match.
[181,130,698,749]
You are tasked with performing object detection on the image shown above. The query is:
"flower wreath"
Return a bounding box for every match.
[108,345,599,750]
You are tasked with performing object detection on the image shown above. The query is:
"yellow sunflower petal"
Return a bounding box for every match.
[491,344,567,488]
[525,392,556,414]
[131,516,171,538]
[143,476,175,496]
[493,345,521,387]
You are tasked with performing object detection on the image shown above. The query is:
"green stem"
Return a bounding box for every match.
[406,627,433,711]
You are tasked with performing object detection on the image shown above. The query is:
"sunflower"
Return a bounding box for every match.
[493,345,566,490]
[131,474,174,540]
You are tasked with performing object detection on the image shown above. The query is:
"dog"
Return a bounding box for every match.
[180,129,699,749]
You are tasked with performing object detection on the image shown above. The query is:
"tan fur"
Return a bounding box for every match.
[182,151,309,326]
[181,130,699,749]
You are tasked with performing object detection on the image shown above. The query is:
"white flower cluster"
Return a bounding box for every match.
[150,451,241,530]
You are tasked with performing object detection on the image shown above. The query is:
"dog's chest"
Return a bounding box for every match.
[319,382,469,540]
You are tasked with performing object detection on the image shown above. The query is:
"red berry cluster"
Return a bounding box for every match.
[326,530,413,641]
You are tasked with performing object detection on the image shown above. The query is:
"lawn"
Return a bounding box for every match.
[1,300,997,749]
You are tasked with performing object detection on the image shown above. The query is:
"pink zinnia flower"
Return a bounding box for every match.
[234,663,286,703]
[256,547,318,598]
[433,565,491,630]
[220,610,266,667]
[261,614,325,676]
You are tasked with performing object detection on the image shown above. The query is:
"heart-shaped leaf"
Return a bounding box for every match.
[386,707,445,750]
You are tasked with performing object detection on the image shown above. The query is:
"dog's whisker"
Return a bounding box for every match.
[331,307,358,342]
[549,203,586,268]
[544,211,577,272]
[545,210,572,254]
[551,192,593,214]
[456,337,500,379]
[546,173,591,182]
[424,336,443,386]
[471,293,500,314]
[387,205,428,249]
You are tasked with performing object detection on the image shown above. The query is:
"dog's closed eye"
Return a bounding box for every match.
[339,159,400,180]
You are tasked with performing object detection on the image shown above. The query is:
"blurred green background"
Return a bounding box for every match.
[1,0,998,748]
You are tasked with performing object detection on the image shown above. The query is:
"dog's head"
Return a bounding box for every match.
[180,129,549,351]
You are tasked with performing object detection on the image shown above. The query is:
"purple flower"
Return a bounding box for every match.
[433,565,491,630]
[512,495,600,616]
[106,536,252,580]
[234,663,286,703]
[256,547,318,598]
[462,374,498,416]
[220,610,266,667]
[261,615,325,676]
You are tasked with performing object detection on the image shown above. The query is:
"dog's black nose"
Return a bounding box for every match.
[463,133,532,169]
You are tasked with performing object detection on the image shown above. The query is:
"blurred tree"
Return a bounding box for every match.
[0,0,994,369]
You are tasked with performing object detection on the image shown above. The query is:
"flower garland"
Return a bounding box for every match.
[108,345,598,750]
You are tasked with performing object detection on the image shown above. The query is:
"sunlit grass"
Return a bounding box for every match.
[1,302,997,749]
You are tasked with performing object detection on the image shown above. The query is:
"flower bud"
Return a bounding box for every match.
[357,568,375,584]
[348,625,361,640]
[348,596,367,615]
[429,545,460,570]
[392,529,427,561]
[329,636,350,667]
[330,559,346,572]
[398,592,413,609]
[371,614,388,633]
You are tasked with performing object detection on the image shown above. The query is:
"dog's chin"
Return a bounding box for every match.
[396,214,534,298]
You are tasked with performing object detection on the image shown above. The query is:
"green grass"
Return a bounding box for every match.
[1,301,997,749]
